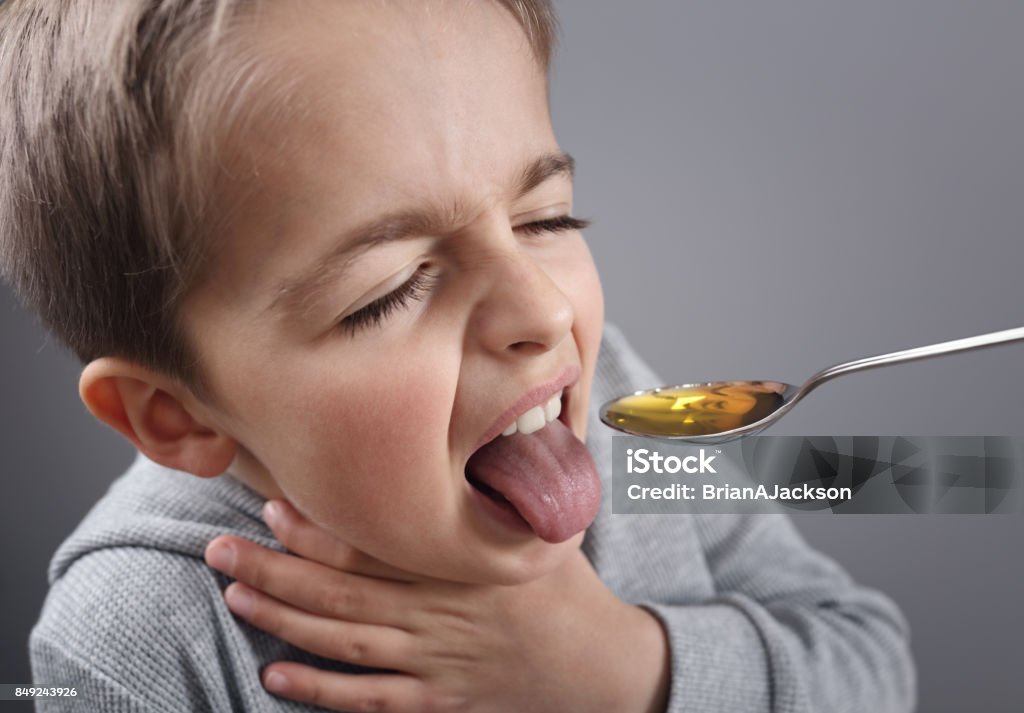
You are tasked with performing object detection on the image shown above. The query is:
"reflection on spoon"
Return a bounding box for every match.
[600,325,1024,444]
[602,382,792,438]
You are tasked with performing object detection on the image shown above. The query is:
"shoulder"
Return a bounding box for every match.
[31,546,230,708]
[34,544,224,653]
[32,543,344,712]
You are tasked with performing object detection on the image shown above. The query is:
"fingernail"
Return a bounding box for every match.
[225,585,254,617]
[262,500,282,525]
[206,541,236,572]
[264,670,289,693]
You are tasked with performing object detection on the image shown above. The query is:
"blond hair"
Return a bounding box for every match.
[0,0,559,402]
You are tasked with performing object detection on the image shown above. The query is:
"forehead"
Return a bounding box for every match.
[230,0,548,181]
[199,0,554,301]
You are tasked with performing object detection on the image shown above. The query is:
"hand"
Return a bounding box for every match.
[205,500,669,713]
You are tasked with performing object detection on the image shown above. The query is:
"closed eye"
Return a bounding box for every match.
[337,215,589,336]
[338,269,436,336]
[516,215,591,236]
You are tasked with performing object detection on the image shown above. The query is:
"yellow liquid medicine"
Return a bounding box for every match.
[602,381,789,437]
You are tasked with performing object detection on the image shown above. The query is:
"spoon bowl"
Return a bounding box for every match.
[601,381,799,444]
[600,325,1024,442]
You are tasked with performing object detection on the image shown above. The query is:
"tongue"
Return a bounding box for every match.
[466,418,601,543]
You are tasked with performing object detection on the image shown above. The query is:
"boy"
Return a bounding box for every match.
[1,0,915,710]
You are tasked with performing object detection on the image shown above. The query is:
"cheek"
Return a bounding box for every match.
[560,237,604,359]
[552,238,604,430]
[264,347,460,527]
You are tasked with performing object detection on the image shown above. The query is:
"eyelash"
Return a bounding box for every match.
[339,214,590,335]
[517,214,591,236]
[339,270,437,336]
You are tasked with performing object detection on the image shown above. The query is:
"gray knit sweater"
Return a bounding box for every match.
[30,324,915,712]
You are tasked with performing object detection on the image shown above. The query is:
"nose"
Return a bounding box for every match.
[469,238,574,358]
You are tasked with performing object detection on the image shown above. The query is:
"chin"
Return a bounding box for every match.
[462,530,587,586]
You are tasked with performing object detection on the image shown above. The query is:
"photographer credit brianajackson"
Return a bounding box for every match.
[624,447,852,503]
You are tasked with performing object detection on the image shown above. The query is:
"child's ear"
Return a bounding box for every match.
[79,357,237,478]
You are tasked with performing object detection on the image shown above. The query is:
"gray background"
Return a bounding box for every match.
[1,0,1022,710]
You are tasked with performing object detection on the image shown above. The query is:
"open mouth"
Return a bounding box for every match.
[465,390,572,520]
[463,381,600,544]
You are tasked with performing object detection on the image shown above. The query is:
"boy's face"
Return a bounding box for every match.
[182,0,604,585]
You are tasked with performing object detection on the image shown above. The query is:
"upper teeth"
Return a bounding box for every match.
[501,390,563,437]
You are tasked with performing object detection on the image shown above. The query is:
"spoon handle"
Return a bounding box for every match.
[802,325,1024,393]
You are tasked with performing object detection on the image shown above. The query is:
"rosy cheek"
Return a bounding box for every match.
[564,244,604,435]
[558,244,602,339]
[284,352,457,497]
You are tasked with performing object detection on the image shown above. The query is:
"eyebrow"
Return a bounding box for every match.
[265,151,576,319]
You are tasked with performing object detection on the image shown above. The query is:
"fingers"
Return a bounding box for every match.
[260,662,431,713]
[263,501,418,583]
[205,536,412,629]
[224,582,416,670]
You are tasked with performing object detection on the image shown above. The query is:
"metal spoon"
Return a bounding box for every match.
[600,325,1024,444]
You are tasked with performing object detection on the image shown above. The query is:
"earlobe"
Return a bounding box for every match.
[79,358,237,478]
